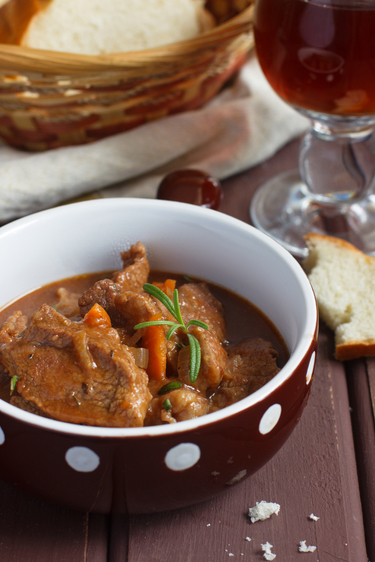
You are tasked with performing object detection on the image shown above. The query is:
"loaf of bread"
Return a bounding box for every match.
[303,232,375,361]
[0,0,213,54]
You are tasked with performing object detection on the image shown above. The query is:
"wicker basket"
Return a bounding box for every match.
[0,0,254,151]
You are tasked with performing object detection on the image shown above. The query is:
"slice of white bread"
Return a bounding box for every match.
[0,0,213,54]
[303,232,375,361]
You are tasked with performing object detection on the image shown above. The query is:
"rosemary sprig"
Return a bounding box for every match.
[134,283,209,383]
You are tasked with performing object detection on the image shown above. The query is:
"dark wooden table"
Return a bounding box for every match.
[0,138,374,562]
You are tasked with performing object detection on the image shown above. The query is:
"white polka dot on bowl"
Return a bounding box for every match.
[165,443,201,471]
[65,446,100,473]
[306,351,316,385]
[259,403,282,435]
[0,426,5,445]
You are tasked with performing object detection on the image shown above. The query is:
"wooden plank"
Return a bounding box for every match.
[86,514,110,562]
[106,324,367,561]
[329,352,370,561]
[346,359,375,562]
[0,480,109,562]
[108,515,129,562]
[367,360,375,419]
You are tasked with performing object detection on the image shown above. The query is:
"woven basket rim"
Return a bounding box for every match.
[0,4,254,73]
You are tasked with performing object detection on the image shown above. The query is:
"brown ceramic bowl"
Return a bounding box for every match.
[0,199,318,513]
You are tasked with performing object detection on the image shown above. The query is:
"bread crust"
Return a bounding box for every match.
[336,342,375,362]
[0,0,51,44]
[303,232,374,271]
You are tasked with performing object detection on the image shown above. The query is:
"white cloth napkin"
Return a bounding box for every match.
[0,54,308,222]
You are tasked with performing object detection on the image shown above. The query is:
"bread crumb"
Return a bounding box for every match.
[261,542,276,560]
[309,513,320,521]
[248,501,280,523]
[245,536,252,542]
[299,541,317,553]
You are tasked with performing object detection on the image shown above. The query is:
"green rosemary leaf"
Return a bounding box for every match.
[166,324,184,340]
[143,283,177,319]
[10,375,18,394]
[162,398,172,411]
[186,319,210,330]
[172,288,184,326]
[187,333,201,383]
[134,320,176,330]
[158,381,182,395]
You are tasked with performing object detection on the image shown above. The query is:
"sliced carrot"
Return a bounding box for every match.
[152,279,176,297]
[162,279,176,296]
[151,279,176,299]
[82,303,111,328]
[142,312,167,381]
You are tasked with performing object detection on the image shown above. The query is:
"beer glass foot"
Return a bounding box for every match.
[250,169,375,258]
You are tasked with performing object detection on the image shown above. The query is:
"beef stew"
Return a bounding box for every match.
[0,242,288,427]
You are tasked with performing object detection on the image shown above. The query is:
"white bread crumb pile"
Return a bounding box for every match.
[248,500,280,523]
[299,540,316,553]
[6,0,211,55]
[303,232,375,361]
[261,542,276,561]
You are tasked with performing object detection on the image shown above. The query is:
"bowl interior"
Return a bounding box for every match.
[0,198,317,435]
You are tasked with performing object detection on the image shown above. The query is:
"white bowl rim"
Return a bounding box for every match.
[0,199,318,438]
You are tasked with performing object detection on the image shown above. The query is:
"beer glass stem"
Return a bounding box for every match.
[299,120,375,204]
[250,121,375,258]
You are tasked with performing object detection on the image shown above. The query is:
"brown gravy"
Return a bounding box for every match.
[0,271,289,423]
[0,271,289,364]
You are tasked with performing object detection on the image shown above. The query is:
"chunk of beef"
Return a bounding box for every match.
[10,395,50,418]
[78,241,149,322]
[115,291,159,331]
[54,288,81,319]
[162,386,209,423]
[0,311,28,345]
[112,241,149,292]
[95,288,181,369]
[114,291,181,366]
[0,304,151,427]
[178,283,226,342]
[79,279,122,323]
[209,338,280,411]
[177,326,228,393]
[145,381,209,425]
